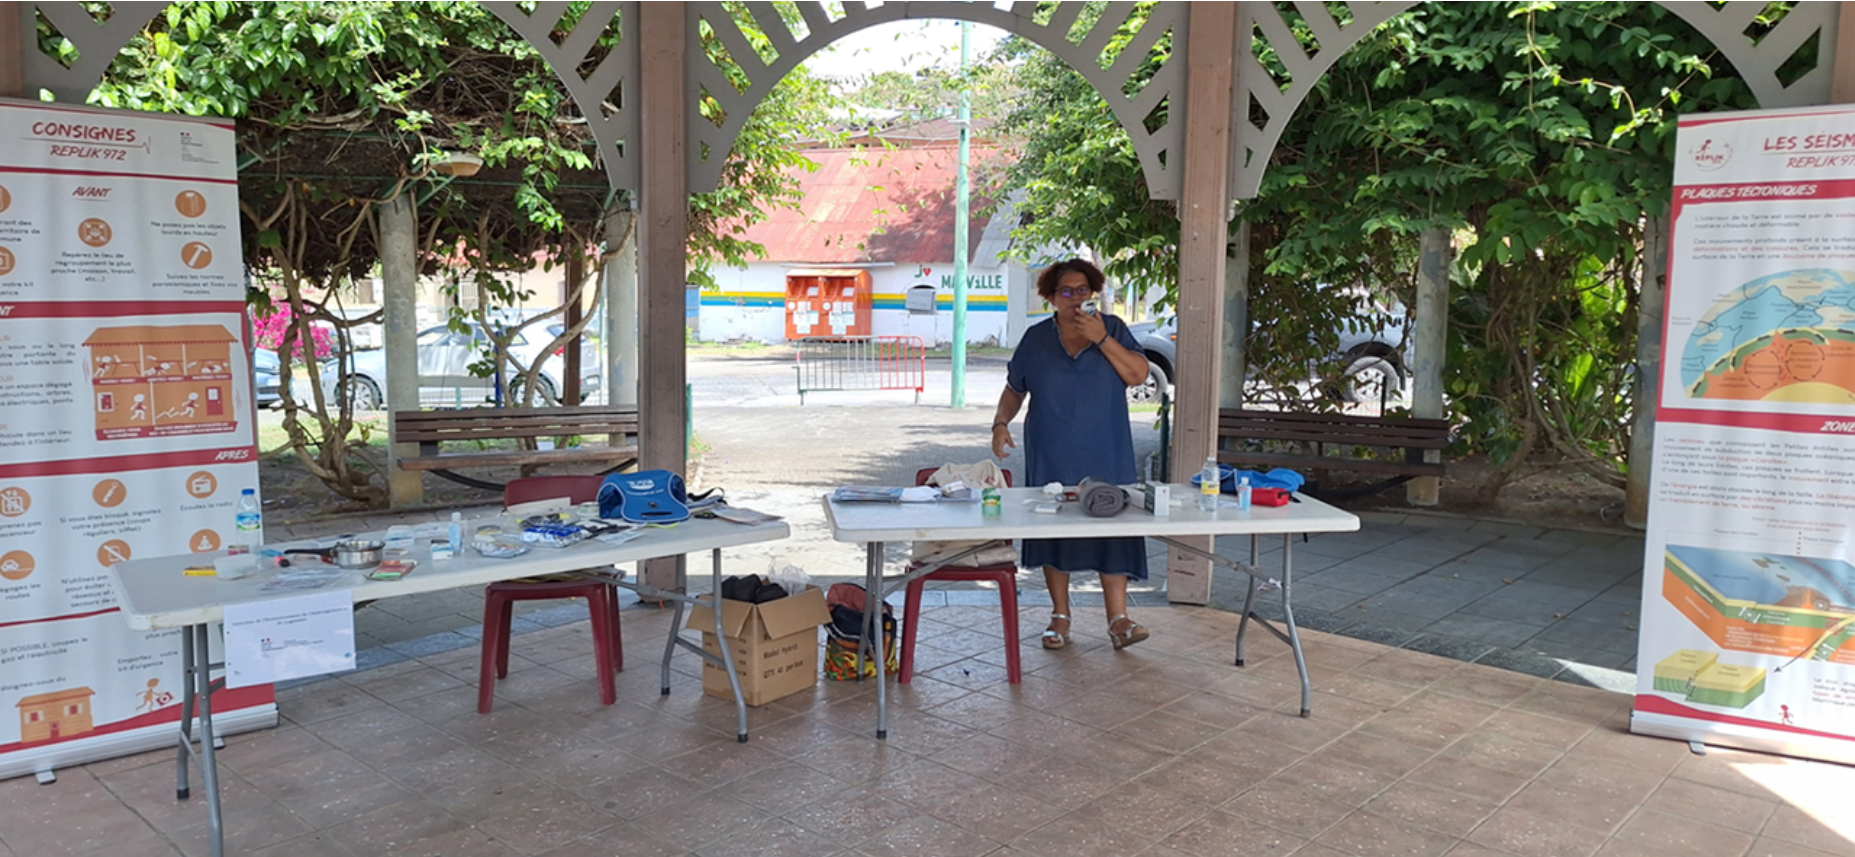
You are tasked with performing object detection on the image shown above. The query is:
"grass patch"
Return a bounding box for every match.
[255,410,386,455]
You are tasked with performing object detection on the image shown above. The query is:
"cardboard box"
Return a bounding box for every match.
[685,585,830,706]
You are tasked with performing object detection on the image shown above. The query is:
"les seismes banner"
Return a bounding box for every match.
[1634,104,1855,764]
[0,99,274,780]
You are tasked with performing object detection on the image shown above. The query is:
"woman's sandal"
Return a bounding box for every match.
[1041,613,1072,650]
[1107,614,1150,650]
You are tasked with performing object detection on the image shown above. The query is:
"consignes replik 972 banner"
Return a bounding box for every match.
[1634,104,1855,764]
[0,99,274,779]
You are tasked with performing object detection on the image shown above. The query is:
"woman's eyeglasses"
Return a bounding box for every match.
[1055,286,1094,299]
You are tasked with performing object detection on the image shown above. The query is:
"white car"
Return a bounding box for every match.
[322,323,601,410]
[1127,291,1411,405]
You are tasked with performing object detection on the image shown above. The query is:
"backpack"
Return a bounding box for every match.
[597,469,691,524]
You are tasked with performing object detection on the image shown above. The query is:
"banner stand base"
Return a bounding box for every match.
[1631,708,1855,767]
[0,704,277,782]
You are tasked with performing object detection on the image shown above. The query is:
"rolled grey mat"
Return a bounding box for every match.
[1078,477,1128,517]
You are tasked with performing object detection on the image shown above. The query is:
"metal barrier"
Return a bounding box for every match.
[793,336,926,405]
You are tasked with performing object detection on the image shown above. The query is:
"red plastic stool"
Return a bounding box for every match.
[899,568,1020,684]
[478,577,623,713]
[898,466,1020,685]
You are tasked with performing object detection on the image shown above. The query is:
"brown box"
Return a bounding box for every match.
[685,585,830,706]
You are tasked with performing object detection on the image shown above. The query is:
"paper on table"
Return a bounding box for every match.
[222,590,356,688]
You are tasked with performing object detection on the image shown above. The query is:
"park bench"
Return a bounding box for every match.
[1216,408,1450,498]
[793,335,926,405]
[391,405,640,490]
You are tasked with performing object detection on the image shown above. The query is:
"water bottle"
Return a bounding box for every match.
[982,486,1002,517]
[1237,476,1252,512]
[1198,457,1219,512]
[234,488,262,535]
[448,512,464,556]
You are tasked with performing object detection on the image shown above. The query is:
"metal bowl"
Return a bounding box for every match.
[333,539,385,569]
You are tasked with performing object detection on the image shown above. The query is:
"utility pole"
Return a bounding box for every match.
[949,21,972,408]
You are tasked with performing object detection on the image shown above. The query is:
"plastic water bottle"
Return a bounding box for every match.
[234,489,262,535]
[982,487,1001,517]
[1237,476,1253,512]
[1198,457,1219,512]
[448,512,464,556]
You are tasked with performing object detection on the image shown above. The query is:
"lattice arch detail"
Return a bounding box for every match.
[17,1,642,192]
[1231,1,1844,200]
[685,1,1188,199]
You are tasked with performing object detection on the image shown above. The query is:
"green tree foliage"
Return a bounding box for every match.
[997,1,1768,500]
[82,0,841,502]
[994,2,1177,292]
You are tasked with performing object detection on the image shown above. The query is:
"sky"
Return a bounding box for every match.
[802,19,1010,85]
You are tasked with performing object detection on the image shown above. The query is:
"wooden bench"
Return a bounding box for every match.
[391,405,640,490]
[793,335,926,404]
[1216,408,1450,498]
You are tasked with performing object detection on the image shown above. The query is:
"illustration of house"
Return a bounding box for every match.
[84,325,238,440]
[16,687,96,744]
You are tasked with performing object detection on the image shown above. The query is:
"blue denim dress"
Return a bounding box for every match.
[1006,316,1149,580]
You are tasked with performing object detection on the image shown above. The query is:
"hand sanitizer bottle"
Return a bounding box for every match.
[1198,457,1220,512]
[447,512,464,557]
[1237,476,1252,512]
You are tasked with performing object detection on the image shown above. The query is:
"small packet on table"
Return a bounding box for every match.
[367,559,417,581]
[521,524,590,548]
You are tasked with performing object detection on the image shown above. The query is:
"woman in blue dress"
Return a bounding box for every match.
[990,259,1153,650]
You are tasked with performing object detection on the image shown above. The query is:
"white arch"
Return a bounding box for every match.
[19,0,643,190]
[685,1,1186,199]
[1229,1,1843,199]
[15,0,1843,202]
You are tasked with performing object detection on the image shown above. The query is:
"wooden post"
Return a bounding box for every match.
[379,195,423,508]
[0,3,22,99]
[1835,2,1855,103]
[637,4,687,591]
[1626,216,1668,528]
[1220,220,1250,407]
[1165,2,1236,606]
[1406,228,1450,506]
[562,250,584,406]
[606,208,639,407]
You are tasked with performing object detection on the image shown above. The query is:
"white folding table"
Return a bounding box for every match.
[823,486,1358,738]
[108,514,788,857]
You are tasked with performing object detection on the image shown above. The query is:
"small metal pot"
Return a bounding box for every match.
[332,539,384,570]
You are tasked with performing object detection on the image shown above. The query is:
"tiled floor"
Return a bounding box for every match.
[4,600,1851,857]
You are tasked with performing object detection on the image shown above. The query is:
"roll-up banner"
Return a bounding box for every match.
[1634,104,1855,764]
[0,99,274,780]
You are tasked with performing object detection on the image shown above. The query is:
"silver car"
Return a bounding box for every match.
[322,323,601,409]
[1127,293,1410,406]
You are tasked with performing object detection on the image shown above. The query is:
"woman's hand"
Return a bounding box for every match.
[1065,304,1108,345]
[991,423,1015,460]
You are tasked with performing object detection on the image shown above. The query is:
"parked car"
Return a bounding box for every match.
[252,348,282,409]
[321,323,601,410]
[1127,294,1411,405]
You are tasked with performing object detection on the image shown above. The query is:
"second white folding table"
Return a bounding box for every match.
[823,486,1359,738]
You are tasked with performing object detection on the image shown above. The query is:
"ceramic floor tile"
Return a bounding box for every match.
[1641,777,1779,836]
[855,814,1001,857]
[691,817,844,857]
[1611,808,1754,857]
[1361,781,1501,839]
[1219,782,1355,841]
[22,600,1855,857]
[1315,810,1458,857]
[1468,805,1608,857]
[1161,807,1308,857]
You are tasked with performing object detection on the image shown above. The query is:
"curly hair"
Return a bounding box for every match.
[1035,258,1105,301]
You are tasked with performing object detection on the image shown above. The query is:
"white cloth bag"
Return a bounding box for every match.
[910,462,1020,567]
